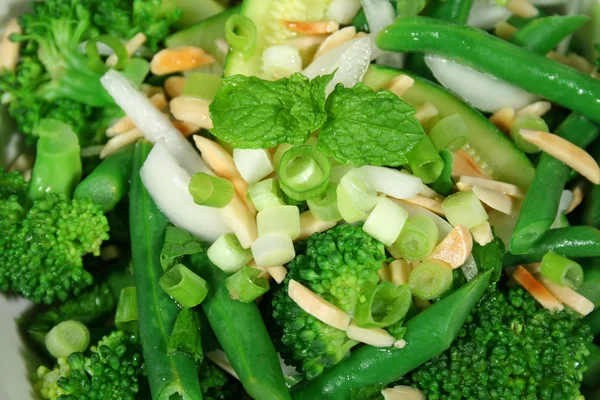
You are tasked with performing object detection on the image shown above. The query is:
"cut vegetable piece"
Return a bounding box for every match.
[159,264,208,308]
[251,233,295,267]
[208,233,253,273]
[45,321,90,359]
[361,66,535,189]
[225,14,257,61]
[313,26,358,60]
[459,175,525,198]
[354,282,412,329]
[407,137,444,184]
[470,221,493,246]
[151,46,215,75]
[280,20,339,34]
[467,0,512,30]
[359,166,423,199]
[540,252,584,289]
[535,273,594,316]
[257,205,301,239]
[403,195,445,216]
[442,191,488,229]
[414,102,439,125]
[512,266,564,312]
[262,45,303,79]
[428,224,473,269]
[388,259,412,286]
[409,259,453,300]
[363,197,409,246]
[327,0,362,24]
[188,172,235,208]
[115,287,138,331]
[182,73,223,101]
[298,210,337,240]
[472,185,515,215]
[381,386,426,400]
[279,145,331,201]
[489,107,516,133]
[248,179,285,212]
[517,101,551,117]
[226,267,270,302]
[338,169,379,222]
[218,194,258,249]
[346,322,396,347]
[307,183,342,222]
[429,114,468,152]
[267,266,288,284]
[360,0,401,66]
[384,74,415,97]
[510,114,548,154]
[506,0,539,18]
[394,215,439,262]
[233,148,274,185]
[288,279,350,330]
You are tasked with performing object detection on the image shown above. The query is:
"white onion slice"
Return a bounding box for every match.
[530,0,569,5]
[425,55,539,113]
[467,0,512,30]
[327,0,362,24]
[360,0,404,68]
[101,69,209,174]
[359,166,423,199]
[551,189,573,228]
[140,140,231,242]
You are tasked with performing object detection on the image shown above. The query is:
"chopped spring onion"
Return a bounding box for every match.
[307,183,342,223]
[207,233,253,273]
[188,172,235,208]
[279,145,331,201]
[167,309,203,362]
[429,149,455,196]
[273,138,318,171]
[115,287,138,331]
[233,148,274,185]
[394,215,440,262]
[340,168,379,211]
[248,178,285,212]
[363,197,409,246]
[407,137,445,184]
[45,320,90,359]
[159,264,208,308]
[354,282,412,329]
[442,191,489,229]
[409,259,454,300]
[182,73,223,101]
[86,35,128,73]
[262,45,303,80]
[256,205,301,239]
[510,114,548,154]
[429,114,468,152]
[251,233,296,267]
[225,14,257,60]
[225,266,270,303]
[337,182,372,223]
[540,252,584,289]
[359,166,423,199]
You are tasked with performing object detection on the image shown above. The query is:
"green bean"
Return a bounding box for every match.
[503,226,600,266]
[130,140,203,400]
[584,139,600,229]
[510,113,599,254]
[291,270,491,399]
[189,252,291,400]
[74,144,134,212]
[510,15,590,55]
[377,17,600,124]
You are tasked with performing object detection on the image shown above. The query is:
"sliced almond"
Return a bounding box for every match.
[107,93,167,136]
[506,0,539,18]
[281,20,339,35]
[150,46,215,76]
[267,266,288,284]
[312,26,357,60]
[566,182,584,214]
[288,279,350,331]
[377,263,390,282]
[385,75,415,98]
[472,185,515,215]
[567,53,595,74]
[106,32,146,67]
[520,129,600,184]
[414,102,439,125]
[172,120,200,137]
[346,322,395,347]
[489,107,515,133]
[470,221,493,246]
[206,351,240,380]
[218,194,258,249]
[459,176,525,198]
[452,149,491,179]
[388,259,412,286]
[456,181,472,192]
[100,128,143,158]
[165,76,187,99]
[0,18,22,72]
[535,273,594,316]
[170,96,213,129]
[512,266,564,312]
[393,339,407,349]
[403,195,445,216]
[517,101,552,117]
[382,385,425,400]
[298,211,337,240]
[428,225,472,269]
[494,21,518,40]
[286,35,327,51]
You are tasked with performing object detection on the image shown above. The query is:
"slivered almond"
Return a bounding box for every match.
[489,107,515,133]
[218,194,258,249]
[452,149,491,179]
[459,176,525,198]
[170,96,213,129]
[512,266,564,312]
[206,351,240,380]
[547,50,570,65]
[106,32,146,67]
[287,35,327,51]
[414,102,439,125]
[520,129,600,184]
[472,185,514,215]
[107,93,167,136]
[172,120,200,137]
[377,263,390,282]
[566,182,584,214]
[388,259,412,286]
[346,322,395,347]
[470,221,493,246]
[312,26,357,60]
[382,386,426,400]
[522,263,542,274]
[535,273,594,316]
[281,20,339,35]
[494,21,517,40]
[506,0,539,18]
[419,184,444,200]
[0,18,22,72]
[517,101,552,117]
[150,46,215,75]
[456,181,472,192]
[428,225,472,269]
[100,128,143,158]
[267,266,288,284]
[385,75,415,97]
[165,76,187,98]
[298,211,337,240]
[567,53,595,74]
[403,195,445,216]
[288,279,350,330]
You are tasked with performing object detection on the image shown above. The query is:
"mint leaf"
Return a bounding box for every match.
[209,73,333,148]
[318,83,425,166]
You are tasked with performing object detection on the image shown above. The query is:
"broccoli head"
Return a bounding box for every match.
[272,224,386,379]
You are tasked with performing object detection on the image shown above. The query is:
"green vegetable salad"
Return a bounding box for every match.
[1,0,600,399]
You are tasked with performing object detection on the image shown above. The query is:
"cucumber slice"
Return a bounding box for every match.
[362,65,535,189]
[223,0,332,78]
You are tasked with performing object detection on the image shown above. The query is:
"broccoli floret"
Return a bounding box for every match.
[36,330,143,400]
[199,360,245,400]
[402,284,593,399]
[272,224,386,380]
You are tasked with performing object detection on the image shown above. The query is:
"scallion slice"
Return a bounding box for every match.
[354,282,412,329]
[307,183,342,223]
[188,172,235,208]
[257,205,301,239]
[279,145,331,201]
[541,252,584,289]
[429,114,468,152]
[182,73,223,101]
[233,148,274,185]
[251,233,296,267]
[442,191,488,229]
[225,267,270,302]
[336,168,380,223]
[225,14,257,60]
[409,259,454,300]
[248,178,285,212]
[363,197,409,246]
[159,264,208,308]
[510,114,548,154]
[115,287,138,331]
[407,136,445,184]
[86,35,128,73]
[207,233,253,273]
[45,320,90,359]
[394,215,439,262]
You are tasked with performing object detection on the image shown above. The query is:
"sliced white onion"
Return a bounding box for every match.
[251,233,296,267]
[233,148,274,184]
[327,0,362,24]
[360,0,404,68]
[359,166,423,199]
[140,140,231,242]
[425,55,539,113]
[101,70,209,174]
[530,0,569,5]
[551,189,574,228]
[262,45,303,80]
[303,36,372,95]
[467,0,512,30]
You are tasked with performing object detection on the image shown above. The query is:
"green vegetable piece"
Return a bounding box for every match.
[207,233,253,273]
[578,259,600,307]
[583,139,600,229]
[540,252,584,289]
[442,191,488,229]
[510,15,590,55]
[397,0,427,16]
[409,259,454,300]
[45,320,90,359]
[278,145,331,201]
[248,178,286,212]
[182,73,223,101]
[429,114,468,152]
[429,149,454,196]
[355,282,412,329]
[584,308,600,336]
[160,225,205,271]
[510,114,548,154]
[307,183,342,222]
[407,136,444,184]
[168,309,203,363]
[318,83,425,167]
[86,35,128,73]
[159,264,209,308]
[115,287,138,332]
[226,266,270,302]
[395,215,439,262]
[188,172,235,208]
[172,0,225,28]
[225,14,257,60]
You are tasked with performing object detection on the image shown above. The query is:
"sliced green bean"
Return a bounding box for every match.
[510,15,590,55]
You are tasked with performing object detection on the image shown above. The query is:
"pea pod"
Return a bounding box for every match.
[130,140,203,400]
[291,270,491,399]
[189,252,291,400]
[377,16,600,124]
[510,15,590,55]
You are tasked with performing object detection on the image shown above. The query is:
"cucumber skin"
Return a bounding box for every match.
[362,65,535,189]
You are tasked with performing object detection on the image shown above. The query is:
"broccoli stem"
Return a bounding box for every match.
[28,119,82,200]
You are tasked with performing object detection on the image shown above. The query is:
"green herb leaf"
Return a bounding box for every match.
[209,73,333,148]
[160,225,205,271]
[318,84,425,166]
[471,230,505,283]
